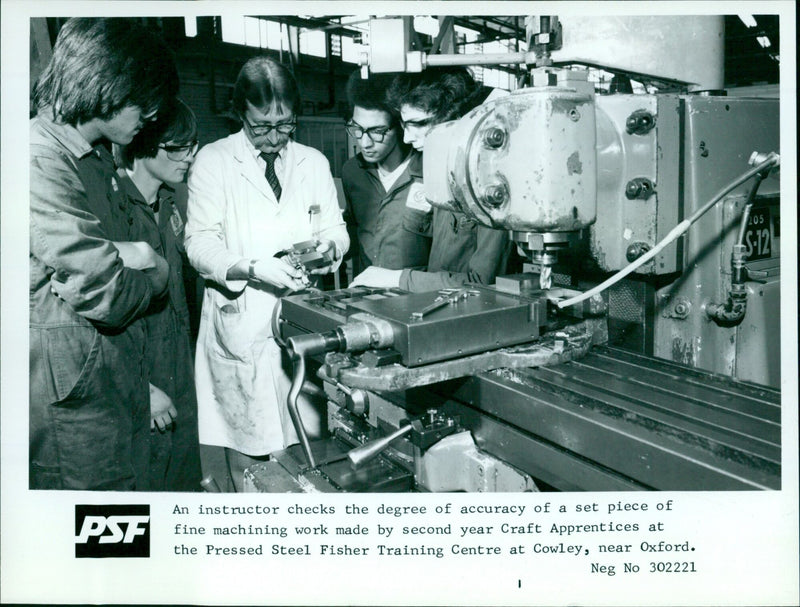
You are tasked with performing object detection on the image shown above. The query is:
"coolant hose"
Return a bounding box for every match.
[557,153,780,309]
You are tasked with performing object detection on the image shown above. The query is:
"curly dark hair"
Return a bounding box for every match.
[346,70,399,124]
[386,67,485,123]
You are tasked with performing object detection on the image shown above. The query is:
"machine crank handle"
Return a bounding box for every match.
[347,423,413,468]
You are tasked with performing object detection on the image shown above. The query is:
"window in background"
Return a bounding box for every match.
[184,17,197,37]
[299,28,326,58]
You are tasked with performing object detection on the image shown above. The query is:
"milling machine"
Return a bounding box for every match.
[244,15,781,493]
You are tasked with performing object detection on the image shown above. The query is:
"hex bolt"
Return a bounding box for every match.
[625,110,656,135]
[625,177,655,200]
[625,181,642,199]
[483,184,508,207]
[483,127,506,148]
[672,299,691,319]
[626,242,651,262]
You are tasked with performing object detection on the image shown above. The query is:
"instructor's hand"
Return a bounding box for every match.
[252,257,307,291]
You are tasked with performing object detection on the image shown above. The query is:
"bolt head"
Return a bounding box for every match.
[483,127,506,148]
[484,184,508,207]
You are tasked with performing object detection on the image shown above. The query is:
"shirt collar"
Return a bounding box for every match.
[357,149,417,172]
[34,108,98,160]
[118,168,176,209]
[408,150,423,178]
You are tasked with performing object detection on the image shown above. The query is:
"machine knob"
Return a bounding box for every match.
[483,127,506,148]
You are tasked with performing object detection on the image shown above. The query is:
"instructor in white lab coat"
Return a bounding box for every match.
[186,57,348,491]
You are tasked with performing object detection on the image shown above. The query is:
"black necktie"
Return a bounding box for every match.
[260,152,282,201]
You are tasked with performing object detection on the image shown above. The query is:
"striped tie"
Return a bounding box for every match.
[260,151,282,201]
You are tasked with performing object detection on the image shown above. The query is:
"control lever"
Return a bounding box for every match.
[347,410,460,468]
[347,423,412,467]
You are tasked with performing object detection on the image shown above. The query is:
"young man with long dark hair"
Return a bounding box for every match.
[29,18,178,490]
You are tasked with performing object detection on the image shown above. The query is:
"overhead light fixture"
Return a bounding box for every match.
[756,36,771,48]
[738,14,758,28]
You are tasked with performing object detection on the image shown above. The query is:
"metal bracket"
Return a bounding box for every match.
[319,318,607,392]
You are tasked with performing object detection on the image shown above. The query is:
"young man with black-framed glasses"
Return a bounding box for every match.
[115,98,202,492]
[341,71,432,277]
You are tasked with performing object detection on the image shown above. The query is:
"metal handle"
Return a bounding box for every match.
[347,424,412,467]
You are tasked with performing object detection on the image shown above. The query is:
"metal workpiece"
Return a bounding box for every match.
[437,346,780,491]
[332,286,544,367]
[423,80,597,233]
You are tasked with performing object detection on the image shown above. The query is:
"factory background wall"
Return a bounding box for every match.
[171,25,356,177]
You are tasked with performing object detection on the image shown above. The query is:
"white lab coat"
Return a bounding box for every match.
[186,132,348,455]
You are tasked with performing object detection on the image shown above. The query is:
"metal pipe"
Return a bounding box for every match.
[425,51,534,68]
[558,152,780,309]
[736,171,768,246]
[707,169,769,327]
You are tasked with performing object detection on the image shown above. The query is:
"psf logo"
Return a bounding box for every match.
[75,505,150,558]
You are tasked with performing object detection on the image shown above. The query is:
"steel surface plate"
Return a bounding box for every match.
[346,288,541,366]
[281,286,543,367]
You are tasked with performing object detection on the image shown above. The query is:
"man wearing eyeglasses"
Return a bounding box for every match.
[341,72,431,276]
[185,57,348,492]
[350,67,513,294]
[115,98,202,491]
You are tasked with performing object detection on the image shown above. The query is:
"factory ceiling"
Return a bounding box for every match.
[260,14,780,88]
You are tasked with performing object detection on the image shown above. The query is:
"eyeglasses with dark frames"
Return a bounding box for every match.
[241,115,297,137]
[158,141,199,161]
[345,121,392,143]
[400,117,435,130]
